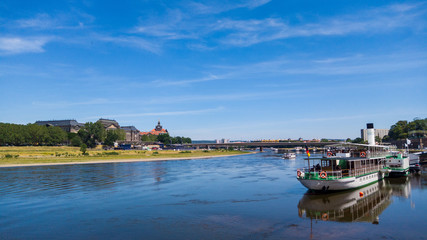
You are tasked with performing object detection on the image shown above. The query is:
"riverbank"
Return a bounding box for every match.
[0,146,252,168]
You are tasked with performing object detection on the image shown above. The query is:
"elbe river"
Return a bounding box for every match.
[1,152,426,239]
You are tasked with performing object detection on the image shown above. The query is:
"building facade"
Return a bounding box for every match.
[216,139,230,144]
[35,120,84,133]
[121,126,141,142]
[361,128,389,141]
[97,118,120,130]
[140,121,168,136]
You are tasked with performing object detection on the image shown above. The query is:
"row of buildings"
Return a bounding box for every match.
[35,119,168,143]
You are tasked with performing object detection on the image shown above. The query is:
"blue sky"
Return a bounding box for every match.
[1,0,426,140]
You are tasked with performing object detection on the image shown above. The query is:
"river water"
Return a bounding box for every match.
[0,152,425,239]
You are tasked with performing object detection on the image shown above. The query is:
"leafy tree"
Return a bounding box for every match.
[0,122,66,146]
[352,137,364,143]
[47,126,67,145]
[141,134,157,142]
[382,135,390,142]
[388,120,409,140]
[387,118,427,140]
[70,136,83,147]
[80,143,87,155]
[346,138,352,142]
[104,129,125,147]
[78,122,106,148]
[157,134,172,144]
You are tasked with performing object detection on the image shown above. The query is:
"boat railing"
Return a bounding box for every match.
[301,165,380,179]
[368,152,389,158]
[301,169,343,180]
[348,166,379,177]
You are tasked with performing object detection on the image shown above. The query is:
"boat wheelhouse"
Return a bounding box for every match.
[296,143,390,191]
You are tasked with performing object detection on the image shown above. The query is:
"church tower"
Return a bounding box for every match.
[155,120,163,131]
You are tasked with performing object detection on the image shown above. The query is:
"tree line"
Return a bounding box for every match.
[385,118,427,141]
[0,121,192,147]
[0,123,67,146]
[141,134,192,144]
[66,122,126,148]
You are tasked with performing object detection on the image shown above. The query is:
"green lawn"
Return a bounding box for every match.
[0,146,249,165]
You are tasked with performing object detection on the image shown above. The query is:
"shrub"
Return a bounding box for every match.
[103,152,119,155]
[80,144,87,155]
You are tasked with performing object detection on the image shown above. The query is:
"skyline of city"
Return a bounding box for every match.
[1,0,426,140]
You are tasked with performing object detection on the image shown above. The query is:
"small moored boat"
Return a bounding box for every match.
[283,152,296,159]
[385,151,410,177]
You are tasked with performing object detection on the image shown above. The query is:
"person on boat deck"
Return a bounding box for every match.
[336,165,341,170]
[315,164,321,171]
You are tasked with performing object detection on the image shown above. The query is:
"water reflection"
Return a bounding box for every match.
[297,175,421,225]
[298,182,392,224]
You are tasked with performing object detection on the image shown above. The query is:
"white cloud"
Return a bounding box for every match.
[217,3,425,46]
[0,37,51,55]
[151,74,223,86]
[32,98,123,107]
[91,107,225,119]
[134,2,425,48]
[12,11,94,30]
[98,35,161,54]
[186,0,271,15]
[15,13,56,29]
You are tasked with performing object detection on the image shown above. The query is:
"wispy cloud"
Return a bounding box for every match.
[133,0,271,40]
[150,74,224,86]
[186,0,271,15]
[133,2,426,48]
[11,11,94,30]
[217,3,426,46]
[97,35,162,54]
[90,106,225,119]
[15,13,57,29]
[208,51,427,78]
[0,37,52,55]
[32,98,124,107]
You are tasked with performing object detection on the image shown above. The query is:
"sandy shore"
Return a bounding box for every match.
[0,153,254,168]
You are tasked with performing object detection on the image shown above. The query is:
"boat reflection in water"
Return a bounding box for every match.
[297,182,392,224]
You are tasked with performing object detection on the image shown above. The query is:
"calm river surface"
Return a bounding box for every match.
[1,152,426,239]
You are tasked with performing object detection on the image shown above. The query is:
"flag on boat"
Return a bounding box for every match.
[406,139,411,145]
[305,145,310,157]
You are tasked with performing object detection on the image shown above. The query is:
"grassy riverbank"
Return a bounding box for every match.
[0,146,249,166]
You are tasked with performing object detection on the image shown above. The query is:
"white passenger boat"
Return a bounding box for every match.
[282,152,296,159]
[385,151,410,177]
[296,142,390,191]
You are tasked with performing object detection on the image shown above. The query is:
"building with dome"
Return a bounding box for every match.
[140,121,168,136]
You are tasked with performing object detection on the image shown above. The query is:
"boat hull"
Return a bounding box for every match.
[388,168,410,177]
[298,172,384,191]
